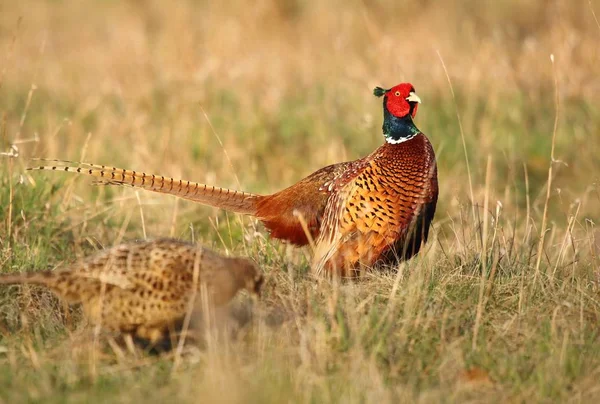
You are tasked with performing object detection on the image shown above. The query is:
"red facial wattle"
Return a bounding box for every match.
[385,83,418,118]
[410,103,418,118]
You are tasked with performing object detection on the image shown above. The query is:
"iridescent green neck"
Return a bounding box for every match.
[382,109,420,144]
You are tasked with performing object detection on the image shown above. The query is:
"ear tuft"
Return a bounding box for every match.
[373,87,387,97]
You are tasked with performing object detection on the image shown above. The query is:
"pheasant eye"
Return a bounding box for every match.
[394,91,401,96]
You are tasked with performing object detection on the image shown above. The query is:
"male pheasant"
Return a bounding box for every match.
[0,239,263,344]
[29,83,438,276]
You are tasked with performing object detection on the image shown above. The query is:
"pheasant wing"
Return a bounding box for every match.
[311,159,372,274]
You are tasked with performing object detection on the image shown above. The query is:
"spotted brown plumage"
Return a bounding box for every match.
[28,82,438,276]
[0,239,263,343]
[312,132,437,275]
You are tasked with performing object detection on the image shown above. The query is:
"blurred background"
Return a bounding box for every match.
[1,1,600,401]
[2,1,599,234]
[2,0,599,223]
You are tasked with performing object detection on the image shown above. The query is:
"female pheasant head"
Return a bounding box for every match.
[373,83,422,144]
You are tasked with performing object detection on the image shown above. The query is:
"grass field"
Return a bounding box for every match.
[1,0,600,402]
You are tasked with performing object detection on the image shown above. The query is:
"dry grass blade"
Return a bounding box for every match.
[533,54,560,290]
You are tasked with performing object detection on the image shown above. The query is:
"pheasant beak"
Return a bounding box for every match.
[406,92,421,104]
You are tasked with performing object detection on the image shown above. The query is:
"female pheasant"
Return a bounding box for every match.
[29,83,438,276]
[0,239,263,345]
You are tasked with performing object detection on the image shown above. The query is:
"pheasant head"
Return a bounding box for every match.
[373,83,422,144]
[231,257,264,297]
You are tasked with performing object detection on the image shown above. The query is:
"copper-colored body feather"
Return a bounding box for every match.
[0,239,262,342]
[311,135,438,275]
[28,83,438,276]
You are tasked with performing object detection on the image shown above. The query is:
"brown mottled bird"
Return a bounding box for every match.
[0,239,262,344]
[28,83,438,276]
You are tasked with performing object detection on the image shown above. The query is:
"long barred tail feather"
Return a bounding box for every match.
[0,270,93,303]
[26,159,262,215]
[0,272,51,286]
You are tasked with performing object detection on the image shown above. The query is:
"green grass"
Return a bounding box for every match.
[2,158,599,402]
[1,0,600,402]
